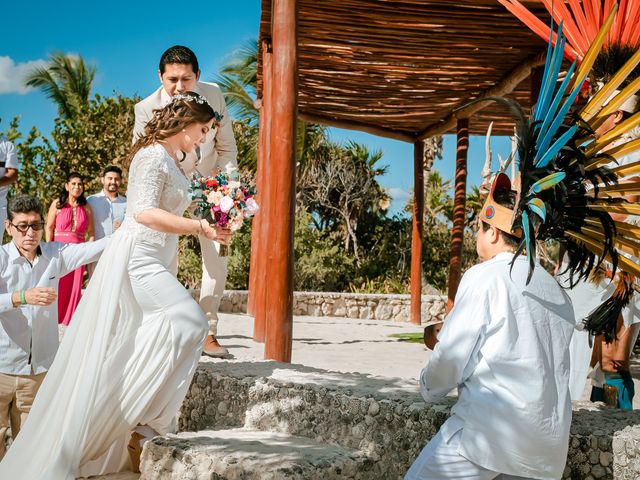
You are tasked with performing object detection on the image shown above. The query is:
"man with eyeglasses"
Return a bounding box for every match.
[0,195,108,459]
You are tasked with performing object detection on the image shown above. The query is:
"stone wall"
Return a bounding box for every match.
[213,290,447,324]
[179,361,640,479]
[179,361,451,479]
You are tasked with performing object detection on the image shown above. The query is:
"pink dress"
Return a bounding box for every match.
[55,204,89,325]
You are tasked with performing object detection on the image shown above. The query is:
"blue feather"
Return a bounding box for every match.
[536,60,576,151]
[536,124,579,168]
[534,17,556,122]
[527,198,547,222]
[535,23,566,123]
[522,210,533,272]
[535,77,585,163]
[531,171,567,193]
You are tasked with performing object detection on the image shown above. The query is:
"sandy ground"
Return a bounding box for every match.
[207,313,431,381]
[211,313,640,409]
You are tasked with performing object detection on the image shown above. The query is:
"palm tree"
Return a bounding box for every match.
[24,52,95,119]
[216,39,332,174]
[215,40,258,124]
[464,185,484,229]
[423,170,453,225]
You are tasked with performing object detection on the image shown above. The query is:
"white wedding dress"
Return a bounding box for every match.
[0,144,208,479]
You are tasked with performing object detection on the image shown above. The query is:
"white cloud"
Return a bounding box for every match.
[387,187,411,201]
[0,56,48,94]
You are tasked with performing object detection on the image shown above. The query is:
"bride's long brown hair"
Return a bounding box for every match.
[127,91,215,167]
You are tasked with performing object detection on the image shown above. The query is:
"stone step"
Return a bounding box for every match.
[80,474,140,480]
[140,428,374,479]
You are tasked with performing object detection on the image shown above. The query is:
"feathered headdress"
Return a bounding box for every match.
[478,14,640,342]
[498,0,640,63]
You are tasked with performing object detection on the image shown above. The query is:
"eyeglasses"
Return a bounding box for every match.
[10,222,45,234]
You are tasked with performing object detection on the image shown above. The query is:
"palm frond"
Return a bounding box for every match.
[23,51,95,118]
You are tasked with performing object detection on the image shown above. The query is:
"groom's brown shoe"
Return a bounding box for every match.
[127,431,145,473]
[202,334,230,358]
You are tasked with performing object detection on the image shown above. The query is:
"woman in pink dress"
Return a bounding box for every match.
[46,172,95,325]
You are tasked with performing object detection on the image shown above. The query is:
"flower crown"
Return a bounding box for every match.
[172,92,223,126]
[172,92,211,107]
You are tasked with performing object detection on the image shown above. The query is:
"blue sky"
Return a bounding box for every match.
[0,0,512,215]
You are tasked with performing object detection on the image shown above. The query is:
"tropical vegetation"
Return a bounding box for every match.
[2,48,481,294]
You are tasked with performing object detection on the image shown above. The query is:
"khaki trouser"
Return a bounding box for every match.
[199,238,229,336]
[0,372,46,459]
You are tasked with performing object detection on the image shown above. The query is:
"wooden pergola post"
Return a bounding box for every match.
[264,0,297,362]
[447,118,469,310]
[410,140,424,325]
[248,40,273,342]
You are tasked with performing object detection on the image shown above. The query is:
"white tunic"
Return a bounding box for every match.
[0,239,107,375]
[420,252,575,479]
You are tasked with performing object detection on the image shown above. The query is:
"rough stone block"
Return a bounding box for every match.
[140,429,374,479]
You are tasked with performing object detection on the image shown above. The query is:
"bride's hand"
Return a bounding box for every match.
[200,220,232,244]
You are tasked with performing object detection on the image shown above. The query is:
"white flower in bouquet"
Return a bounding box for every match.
[220,195,235,213]
[206,190,223,205]
[228,180,241,189]
[245,197,260,215]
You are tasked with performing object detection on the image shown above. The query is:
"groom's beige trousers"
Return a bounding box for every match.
[198,237,228,336]
[0,372,46,459]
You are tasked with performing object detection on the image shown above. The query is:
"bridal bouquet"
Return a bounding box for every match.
[189,170,259,255]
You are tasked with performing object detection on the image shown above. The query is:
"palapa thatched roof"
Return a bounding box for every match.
[258,0,551,140]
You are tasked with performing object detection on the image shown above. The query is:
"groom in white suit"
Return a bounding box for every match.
[133,45,238,358]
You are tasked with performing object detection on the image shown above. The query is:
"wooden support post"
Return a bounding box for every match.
[447,119,469,310]
[410,141,425,325]
[249,40,272,342]
[264,0,297,362]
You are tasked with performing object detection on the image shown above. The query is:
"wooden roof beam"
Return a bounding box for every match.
[298,111,416,143]
[416,50,546,140]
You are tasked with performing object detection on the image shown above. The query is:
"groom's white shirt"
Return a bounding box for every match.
[133,82,238,176]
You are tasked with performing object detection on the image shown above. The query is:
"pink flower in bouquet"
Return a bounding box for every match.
[214,210,229,227]
[220,195,235,213]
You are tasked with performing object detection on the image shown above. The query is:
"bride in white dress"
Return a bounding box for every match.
[0,91,231,479]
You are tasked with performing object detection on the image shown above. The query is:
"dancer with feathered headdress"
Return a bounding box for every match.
[408,12,639,479]
[499,0,640,408]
